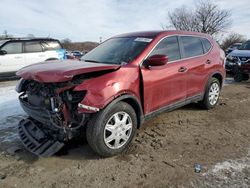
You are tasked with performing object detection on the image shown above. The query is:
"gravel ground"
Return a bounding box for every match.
[0,79,249,188]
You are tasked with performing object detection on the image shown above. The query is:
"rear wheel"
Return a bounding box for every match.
[200,78,221,109]
[234,73,243,82]
[242,73,249,81]
[86,101,137,157]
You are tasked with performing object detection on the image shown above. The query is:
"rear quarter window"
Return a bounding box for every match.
[201,38,212,53]
[41,41,62,51]
[181,36,204,58]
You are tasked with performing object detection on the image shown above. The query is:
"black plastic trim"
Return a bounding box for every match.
[144,93,204,121]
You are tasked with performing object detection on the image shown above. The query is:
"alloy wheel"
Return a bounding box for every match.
[104,111,133,149]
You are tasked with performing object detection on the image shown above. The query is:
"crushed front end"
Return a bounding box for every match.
[16,79,89,156]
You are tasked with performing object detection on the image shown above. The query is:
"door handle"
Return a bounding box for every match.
[178,66,187,72]
[14,56,22,59]
[206,59,211,64]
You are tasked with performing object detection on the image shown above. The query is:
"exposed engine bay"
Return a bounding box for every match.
[16,73,103,156]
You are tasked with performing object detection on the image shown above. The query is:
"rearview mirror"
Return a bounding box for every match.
[0,50,7,55]
[145,54,168,68]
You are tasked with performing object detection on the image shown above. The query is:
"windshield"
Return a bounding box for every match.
[239,41,250,50]
[230,44,241,49]
[81,37,152,64]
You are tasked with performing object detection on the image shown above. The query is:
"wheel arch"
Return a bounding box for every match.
[202,71,224,101]
[211,72,223,88]
[104,94,144,129]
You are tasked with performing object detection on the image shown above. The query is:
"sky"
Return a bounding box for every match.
[0,0,249,42]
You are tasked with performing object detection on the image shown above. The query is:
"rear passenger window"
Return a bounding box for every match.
[181,36,203,58]
[201,38,212,53]
[1,42,22,54]
[41,41,62,51]
[24,42,43,53]
[150,36,181,61]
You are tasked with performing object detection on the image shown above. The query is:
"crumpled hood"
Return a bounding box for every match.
[16,60,120,83]
[229,50,250,57]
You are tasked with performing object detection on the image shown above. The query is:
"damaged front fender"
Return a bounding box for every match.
[74,66,141,113]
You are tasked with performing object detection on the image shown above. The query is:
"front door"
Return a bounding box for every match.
[141,36,187,114]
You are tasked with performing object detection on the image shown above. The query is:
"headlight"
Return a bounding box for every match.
[226,54,234,61]
[15,78,26,93]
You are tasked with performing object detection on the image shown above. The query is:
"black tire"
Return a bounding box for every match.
[242,73,249,81]
[86,101,137,157]
[234,73,243,82]
[200,77,221,109]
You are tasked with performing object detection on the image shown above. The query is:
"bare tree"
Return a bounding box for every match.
[167,0,231,36]
[168,6,198,32]
[0,30,13,39]
[27,34,35,38]
[221,33,246,51]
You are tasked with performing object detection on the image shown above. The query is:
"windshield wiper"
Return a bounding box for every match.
[83,59,120,65]
[82,59,100,63]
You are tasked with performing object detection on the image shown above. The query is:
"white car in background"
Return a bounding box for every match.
[0,38,66,76]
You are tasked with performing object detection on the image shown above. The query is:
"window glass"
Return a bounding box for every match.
[150,36,181,61]
[81,37,151,64]
[1,42,22,54]
[41,41,61,51]
[181,36,203,58]
[201,38,212,52]
[239,41,250,50]
[24,42,42,53]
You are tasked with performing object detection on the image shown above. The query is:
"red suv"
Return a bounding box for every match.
[16,31,225,157]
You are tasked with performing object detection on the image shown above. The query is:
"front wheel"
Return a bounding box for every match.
[200,78,221,109]
[86,101,137,157]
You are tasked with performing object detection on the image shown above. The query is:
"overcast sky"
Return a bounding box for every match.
[0,0,249,42]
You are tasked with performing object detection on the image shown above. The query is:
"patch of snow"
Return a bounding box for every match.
[0,83,25,143]
[209,149,250,176]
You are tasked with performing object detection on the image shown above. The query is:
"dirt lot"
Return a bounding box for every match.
[0,79,250,188]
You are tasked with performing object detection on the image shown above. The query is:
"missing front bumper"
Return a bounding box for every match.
[18,118,64,157]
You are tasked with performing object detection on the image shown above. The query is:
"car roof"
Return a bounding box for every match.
[113,30,211,39]
[0,37,59,43]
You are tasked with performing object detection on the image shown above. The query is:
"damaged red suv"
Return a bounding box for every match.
[16,31,225,157]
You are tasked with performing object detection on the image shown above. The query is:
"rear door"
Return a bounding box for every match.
[141,36,187,114]
[24,41,45,66]
[179,36,210,98]
[0,42,26,73]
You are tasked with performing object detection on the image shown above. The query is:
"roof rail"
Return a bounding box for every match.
[0,37,57,41]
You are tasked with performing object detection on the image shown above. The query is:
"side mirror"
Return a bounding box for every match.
[145,54,168,68]
[0,50,7,55]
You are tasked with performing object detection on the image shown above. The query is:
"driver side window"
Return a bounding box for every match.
[150,36,181,62]
[1,42,22,54]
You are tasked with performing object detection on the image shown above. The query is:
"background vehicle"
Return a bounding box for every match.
[0,38,66,76]
[72,50,83,59]
[65,51,78,60]
[225,40,250,82]
[225,43,242,55]
[16,31,225,157]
